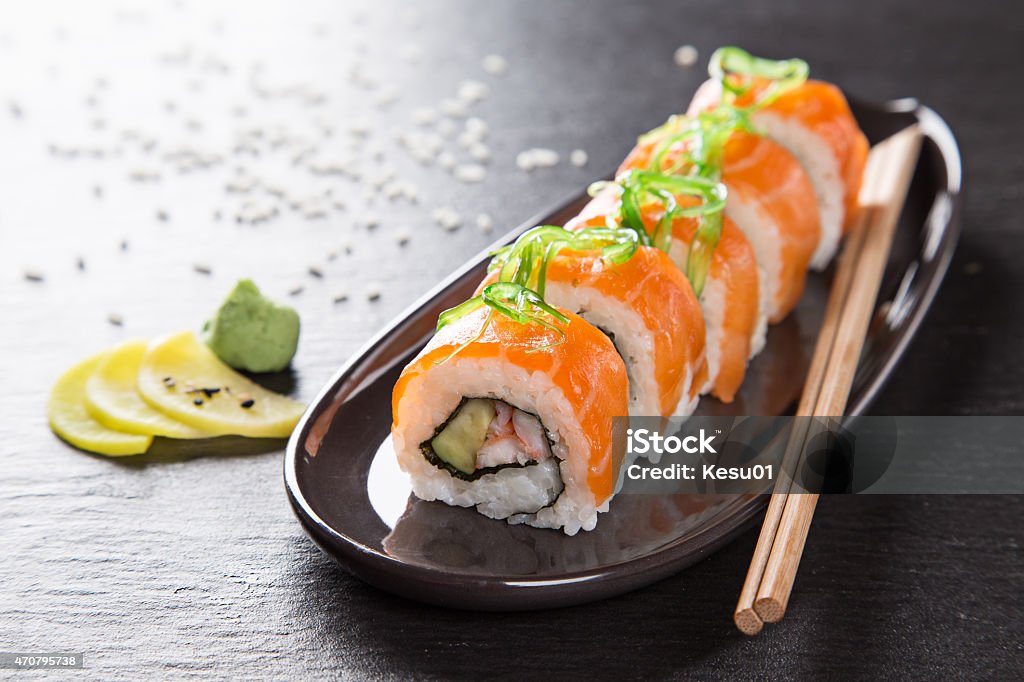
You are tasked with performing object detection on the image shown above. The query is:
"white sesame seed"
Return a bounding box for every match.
[438,151,456,171]
[373,86,399,108]
[517,147,560,171]
[674,44,699,68]
[482,54,508,76]
[432,206,463,231]
[465,117,488,136]
[360,212,380,229]
[366,285,382,302]
[476,213,493,232]
[348,118,372,137]
[412,107,437,125]
[457,80,490,104]
[440,98,469,118]
[396,229,411,246]
[457,129,482,149]
[454,163,487,183]
[570,149,589,167]
[531,148,560,167]
[469,142,491,162]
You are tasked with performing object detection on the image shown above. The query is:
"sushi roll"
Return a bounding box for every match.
[689,47,869,270]
[391,304,628,535]
[619,125,821,323]
[480,227,707,417]
[568,188,764,404]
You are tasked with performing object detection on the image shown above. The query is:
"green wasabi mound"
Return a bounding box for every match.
[203,279,299,373]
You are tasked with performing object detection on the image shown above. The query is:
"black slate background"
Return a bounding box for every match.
[1,0,1021,679]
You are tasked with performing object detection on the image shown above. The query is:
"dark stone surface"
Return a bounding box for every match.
[1,0,1021,678]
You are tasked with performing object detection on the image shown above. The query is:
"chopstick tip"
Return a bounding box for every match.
[734,607,765,636]
[754,597,785,624]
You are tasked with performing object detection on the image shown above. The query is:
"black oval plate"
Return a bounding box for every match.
[285,98,962,611]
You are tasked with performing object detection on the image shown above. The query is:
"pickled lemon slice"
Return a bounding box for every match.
[138,331,305,438]
[48,353,152,457]
[85,339,208,439]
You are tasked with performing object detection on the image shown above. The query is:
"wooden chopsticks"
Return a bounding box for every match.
[734,125,924,635]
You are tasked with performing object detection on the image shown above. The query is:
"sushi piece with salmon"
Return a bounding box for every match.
[479,225,707,417]
[567,182,764,404]
[619,121,821,323]
[689,47,869,270]
[391,303,629,535]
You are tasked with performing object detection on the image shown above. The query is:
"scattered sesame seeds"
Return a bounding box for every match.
[120,239,130,251]
[307,265,323,278]
[454,163,487,183]
[396,229,411,246]
[156,209,169,222]
[240,399,255,409]
[193,263,213,275]
[23,269,45,282]
[674,44,699,68]
[76,257,86,271]
[570,149,589,167]
[288,285,304,296]
[107,313,124,326]
[476,213,493,233]
[482,54,508,76]
[333,291,349,303]
[193,397,204,406]
[366,285,382,302]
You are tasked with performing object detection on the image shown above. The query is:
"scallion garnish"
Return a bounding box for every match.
[708,46,809,108]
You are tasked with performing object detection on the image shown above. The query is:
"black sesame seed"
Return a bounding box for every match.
[240,399,255,409]
[201,387,220,397]
[193,398,204,406]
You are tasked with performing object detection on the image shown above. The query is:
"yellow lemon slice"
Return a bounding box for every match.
[138,331,305,438]
[85,339,208,439]
[48,352,152,456]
